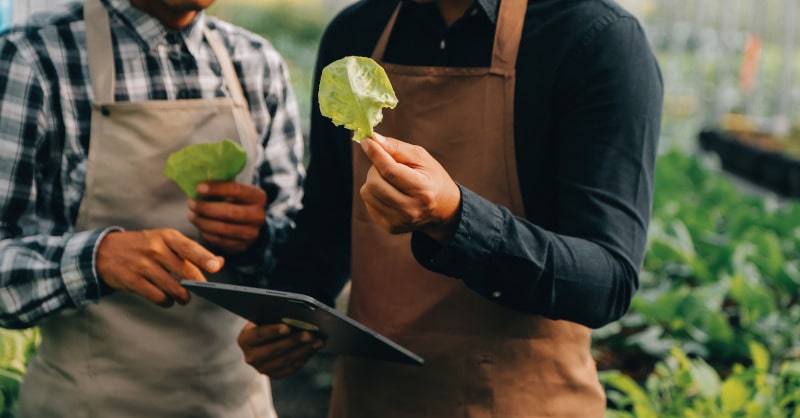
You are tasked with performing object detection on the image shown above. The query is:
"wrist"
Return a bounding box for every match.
[422,182,462,243]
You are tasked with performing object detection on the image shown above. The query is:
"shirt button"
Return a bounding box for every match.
[470,8,478,16]
[492,291,502,298]
[439,39,446,50]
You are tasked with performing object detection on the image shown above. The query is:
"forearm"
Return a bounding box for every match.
[410,187,638,327]
[0,228,113,329]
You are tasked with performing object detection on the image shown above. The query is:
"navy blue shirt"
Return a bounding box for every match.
[269,0,663,329]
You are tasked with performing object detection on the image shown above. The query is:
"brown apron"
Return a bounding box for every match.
[17,0,275,416]
[329,1,606,417]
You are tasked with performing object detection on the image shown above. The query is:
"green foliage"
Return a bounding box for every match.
[604,344,800,417]
[0,328,39,417]
[7,3,800,415]
[318,56,398,142]
[208,2,328,134]
[595,148,800,373]
[598,147,800,414]
[163,139,247,198]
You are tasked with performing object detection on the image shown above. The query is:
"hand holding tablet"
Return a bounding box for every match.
[181,280,424,365]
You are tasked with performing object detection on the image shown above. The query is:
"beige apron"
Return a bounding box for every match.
[329,1,606,417]
[18,0,276,416]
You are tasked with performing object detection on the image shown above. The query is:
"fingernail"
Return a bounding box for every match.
[279,325,291,335]
[360,138,370,152]
[187,200,196,210]
[206,259,220,270]
[196,183,209,194]
[374,132,386,142]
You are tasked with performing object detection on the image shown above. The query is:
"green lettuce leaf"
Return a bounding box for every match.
[163,139,247,198]
[318,56,398,142]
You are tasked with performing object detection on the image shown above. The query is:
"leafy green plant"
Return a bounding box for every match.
[318,56,398,142]
[595,148,800,377]
[0,328,40,418]
[163,139,247,198]
[603,343,800,418]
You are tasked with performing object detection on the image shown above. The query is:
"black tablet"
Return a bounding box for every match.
[181,280,424,365]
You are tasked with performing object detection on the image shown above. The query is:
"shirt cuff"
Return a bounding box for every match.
[60,227,122,306]
[410,185,502,280]
[227,221,275,286]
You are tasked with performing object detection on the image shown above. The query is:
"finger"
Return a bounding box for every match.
[258,344,319,378]
[360,135,401,170]
[162,230,224,274]
[189,199,265,226]
[362,166,416,210]
[189,213,261,242]
[247,329,315,356]
[124,273,175,307]
[360,185,415,234]
[141,263,193,304]
[361,136,424,193]
[362,167,422,220]
[241,332,316,374]
[239,323,293,348]
[197,181,267,205]
[107,254,182,306]
[155,247,211,285]
[367,132,428,167]
[197,231,251,254]
[239,321,258,338]
[360,181,411,221]
[250,338,322,378]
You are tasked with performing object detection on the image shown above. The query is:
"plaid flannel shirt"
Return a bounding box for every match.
[0,0,305,328]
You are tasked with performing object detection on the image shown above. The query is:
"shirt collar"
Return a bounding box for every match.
[103,0,206,55]
[476,0,499,23]
[400,0,499,24]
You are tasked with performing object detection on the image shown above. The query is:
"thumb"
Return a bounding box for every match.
[360,132,398,170]
[363,132,421,167]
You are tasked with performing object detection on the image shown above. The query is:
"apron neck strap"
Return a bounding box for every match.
[84,0,247,107]
[85,0,114,103]
[371,0,527,72]
[371,2,400,63]
[492,0,527,72]
[203,28,248,107]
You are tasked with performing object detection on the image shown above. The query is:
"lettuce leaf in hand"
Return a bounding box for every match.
[318,56,398,142]
[163,139,247,198]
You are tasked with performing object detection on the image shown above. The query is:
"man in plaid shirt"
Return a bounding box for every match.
[0,0,305,416]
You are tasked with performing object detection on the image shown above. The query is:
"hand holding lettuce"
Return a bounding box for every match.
[318,56,398,142]
[163,139,247,198]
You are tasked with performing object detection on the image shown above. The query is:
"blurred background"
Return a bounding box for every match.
[5,0,800,417]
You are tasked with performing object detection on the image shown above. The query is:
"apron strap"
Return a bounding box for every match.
[85,0,115,104]
[491,0,528,73]
[84,0,249,108]
[204,27,260,183]
[204,28,249,108]
[372,0,528,73]
[371,2,401,62]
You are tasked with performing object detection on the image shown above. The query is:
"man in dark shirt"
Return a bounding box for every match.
[238,0,663,416]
